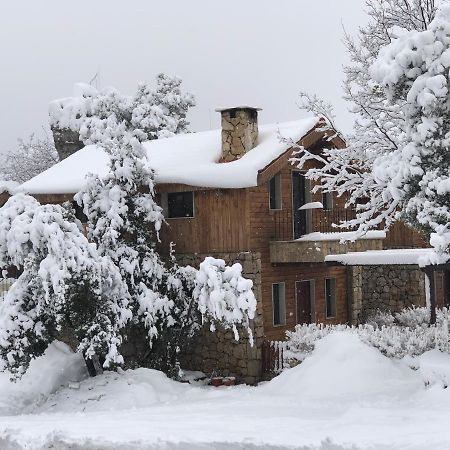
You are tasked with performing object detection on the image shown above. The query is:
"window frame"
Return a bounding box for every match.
[164,191,195,219]
[269,174,282,210]
[322,191,333,211]
[325,277,337,319]
[272,282,286,326]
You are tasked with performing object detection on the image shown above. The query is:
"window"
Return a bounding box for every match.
[269,174,282,210]
[322,191,333,211]
[325,278,336,318]
[167,191,194,218]
[272,282,286,326]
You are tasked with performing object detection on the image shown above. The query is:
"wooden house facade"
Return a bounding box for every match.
[1,105,444,383]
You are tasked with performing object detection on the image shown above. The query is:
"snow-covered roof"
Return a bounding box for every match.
[21,117,319,195]
[325,248,437,267]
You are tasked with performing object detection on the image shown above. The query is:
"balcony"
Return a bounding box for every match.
[269,208,385,264]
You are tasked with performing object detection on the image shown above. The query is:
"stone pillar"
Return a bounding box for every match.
[51,126,84,161]
[216,107,261,162]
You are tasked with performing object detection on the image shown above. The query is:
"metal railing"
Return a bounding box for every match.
[271,208,356,241]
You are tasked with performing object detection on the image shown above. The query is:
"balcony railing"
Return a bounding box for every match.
[271,208,356,241]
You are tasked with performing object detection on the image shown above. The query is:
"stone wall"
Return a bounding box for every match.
[349,265,426,324]
[176,251,264,384]
[51,126,84,161]
[219,108,259,162]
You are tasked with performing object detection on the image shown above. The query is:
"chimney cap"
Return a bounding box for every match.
[215,106,262,113]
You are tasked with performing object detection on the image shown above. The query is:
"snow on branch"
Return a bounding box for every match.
[194,257,257,345]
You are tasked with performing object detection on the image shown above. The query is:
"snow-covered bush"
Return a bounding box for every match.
[0,194,131,377]
[193,257,257,344]
[284,307,450,365]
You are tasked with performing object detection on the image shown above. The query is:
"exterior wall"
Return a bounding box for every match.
[248,162,350,341]
[349,265,428,324]
[175,251,264,385]
[157,188,250,255]
[384,221,428,249]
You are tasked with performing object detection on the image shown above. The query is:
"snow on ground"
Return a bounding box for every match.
[1,332,450,449]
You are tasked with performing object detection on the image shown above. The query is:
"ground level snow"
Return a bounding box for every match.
[1,333,450,449]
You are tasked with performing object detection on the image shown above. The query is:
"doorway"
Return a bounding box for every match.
[296,280,315,324]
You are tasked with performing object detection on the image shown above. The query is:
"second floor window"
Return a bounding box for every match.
[167,191,194,218]
[322,191,333,211]
[269,174,282,210]
[272,282,286,326]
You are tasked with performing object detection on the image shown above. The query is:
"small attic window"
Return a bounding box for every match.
[269,174,282,210]
[167,191,194,218]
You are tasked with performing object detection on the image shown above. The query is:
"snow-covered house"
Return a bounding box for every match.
[5,106,446,382]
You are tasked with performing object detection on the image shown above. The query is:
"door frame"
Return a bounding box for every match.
[291,169,311,239]
[295,279,316,325]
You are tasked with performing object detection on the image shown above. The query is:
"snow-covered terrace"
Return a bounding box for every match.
[326,248,438,268]
[21,117,319,195]
[270,231,386,264]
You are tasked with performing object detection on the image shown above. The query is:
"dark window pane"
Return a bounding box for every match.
[325,278,336,318]
[168,192,194,218]
[322,192,333,211]
[273,284,280,325]
[269,175,281,210]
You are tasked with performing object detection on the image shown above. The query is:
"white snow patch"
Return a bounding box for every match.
[325,248,435,265]
[298,202,323,210]
[297,230,386,242]
[0,341,88,415]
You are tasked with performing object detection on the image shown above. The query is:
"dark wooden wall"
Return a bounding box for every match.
[158,188,250,255]
[248,162,349,341]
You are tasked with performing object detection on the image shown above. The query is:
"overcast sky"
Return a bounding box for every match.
[0,1,367,154]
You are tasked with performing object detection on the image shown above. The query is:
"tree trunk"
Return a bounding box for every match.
[84,354,104,377]
[425,266,437,325]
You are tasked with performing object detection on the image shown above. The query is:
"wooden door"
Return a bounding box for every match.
[296,280,314,324]
[292,172,307,239]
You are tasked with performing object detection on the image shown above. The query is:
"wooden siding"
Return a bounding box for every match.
[158,188,250,255]
[248,161,350,340]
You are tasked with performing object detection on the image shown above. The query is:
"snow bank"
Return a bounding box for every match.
[36,367,190,414]
[265,331,421,400]
[0,341,88,415]
[21,118,319,194]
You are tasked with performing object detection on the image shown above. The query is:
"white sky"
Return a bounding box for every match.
[0,1,367,154]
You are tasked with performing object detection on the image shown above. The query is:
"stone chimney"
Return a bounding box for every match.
[216,106,261,162]
[51,127,84,161]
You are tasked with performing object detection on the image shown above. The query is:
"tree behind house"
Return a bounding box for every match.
[0,134,59,183]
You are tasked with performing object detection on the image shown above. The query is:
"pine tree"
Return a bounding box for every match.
[0,194,131,377]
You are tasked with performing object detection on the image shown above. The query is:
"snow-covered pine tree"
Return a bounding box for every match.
[370,4,450,260]
[68,80,255,375]
[290,0,443,236]
[0,194,131,377]
[49,73,196,144]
